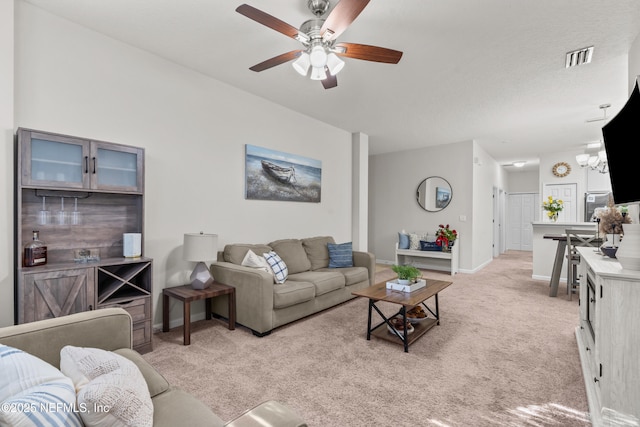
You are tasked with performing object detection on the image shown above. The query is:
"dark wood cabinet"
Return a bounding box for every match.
[15,128,152,353]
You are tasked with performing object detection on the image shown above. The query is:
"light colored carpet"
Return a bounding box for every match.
[143,251,591,426]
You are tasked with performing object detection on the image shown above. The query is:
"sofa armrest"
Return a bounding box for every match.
[0,308,132,368]
[353,250,375,286]
[210,262,276,334]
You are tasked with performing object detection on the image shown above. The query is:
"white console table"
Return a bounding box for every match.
[575,247,640,426]
[395,239,459,276]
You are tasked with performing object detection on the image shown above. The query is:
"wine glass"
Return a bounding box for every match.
[56,197,67,225]
[70,197,81,225]
[37,196,51,225]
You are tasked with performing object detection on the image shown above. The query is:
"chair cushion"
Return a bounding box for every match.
[268,239,312,274]
[302,236,335,270]
[288,271,345,296]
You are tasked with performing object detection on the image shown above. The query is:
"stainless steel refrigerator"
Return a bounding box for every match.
[585,192,612,222]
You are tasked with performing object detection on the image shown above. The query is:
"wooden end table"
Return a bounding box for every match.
[352,278,452,352]
[162,282,235,345]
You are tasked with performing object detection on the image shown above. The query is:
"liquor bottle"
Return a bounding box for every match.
[24,230,47,267]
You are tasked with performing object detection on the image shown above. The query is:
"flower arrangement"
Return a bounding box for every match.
[435,224,457,248]
[597,195,631,234]
[543,196,563,219]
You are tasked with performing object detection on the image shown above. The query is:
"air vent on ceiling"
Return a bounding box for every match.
[565,46,594,68]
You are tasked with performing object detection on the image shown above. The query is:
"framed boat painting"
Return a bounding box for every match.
[245,144,322,203]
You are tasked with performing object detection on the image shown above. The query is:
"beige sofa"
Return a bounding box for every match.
[210,236,375,336]
[0,308,307,427]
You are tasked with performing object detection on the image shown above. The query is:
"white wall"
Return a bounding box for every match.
[0,0,15,327]
[506,170,539,193]
[7,2,356,327]
[629,31,640,92]
[369,140,504,272]
[369,140,475,270]
[471,141,505,269]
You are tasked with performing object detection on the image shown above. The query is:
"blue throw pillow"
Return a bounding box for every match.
[398,232,410,249]
[328,242,354,268]
[420,241,440,251]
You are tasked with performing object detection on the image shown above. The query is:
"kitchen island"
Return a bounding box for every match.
[531,221,597,285]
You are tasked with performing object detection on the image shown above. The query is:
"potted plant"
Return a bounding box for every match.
[391,265,422,285]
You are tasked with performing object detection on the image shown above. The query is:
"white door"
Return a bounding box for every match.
[506,193,537,251]
[543,183,578,222]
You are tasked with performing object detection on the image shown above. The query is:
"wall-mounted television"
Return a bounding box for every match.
[602,79,640,205]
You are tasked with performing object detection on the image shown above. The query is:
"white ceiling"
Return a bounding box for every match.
[22,0,640,170]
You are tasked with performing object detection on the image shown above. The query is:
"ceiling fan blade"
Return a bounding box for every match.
[322,72,338,89]
[236,4,300,39]
[335,42,403,64]
[249,50,302,72]
[321,0,370,41]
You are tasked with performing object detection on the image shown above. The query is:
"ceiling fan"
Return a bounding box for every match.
[236,0,403,89]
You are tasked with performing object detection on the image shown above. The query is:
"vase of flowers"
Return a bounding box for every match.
[596,196,631,247]
[436,224,457,252]
[543,196,563,222]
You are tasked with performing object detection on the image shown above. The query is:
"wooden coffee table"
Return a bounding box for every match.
[162,282,235,345]
[352,278,452,352]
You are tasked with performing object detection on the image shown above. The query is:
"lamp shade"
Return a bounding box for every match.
[183,232,218,262]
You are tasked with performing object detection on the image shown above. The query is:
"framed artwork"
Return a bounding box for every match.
[245,144,322,203]
[435,186,451,209]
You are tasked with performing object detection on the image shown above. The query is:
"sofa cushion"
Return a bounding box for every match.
[301,236,335,270]
[0,344,83,427]
[263,251,288,284]
[273,281,315,309]
[328,242,354,268]
[60,345,153,427]
[152,387,224,427]
[268,239,312,274]
[224,244,272,265]
[317,266,369,286]
[113,348,170,398]
[288,271,345,296]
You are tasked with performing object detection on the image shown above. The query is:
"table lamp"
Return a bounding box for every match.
[183,232,218,289]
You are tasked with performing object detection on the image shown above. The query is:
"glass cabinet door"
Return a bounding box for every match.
[91,142,143,193]
[20,130,90,189]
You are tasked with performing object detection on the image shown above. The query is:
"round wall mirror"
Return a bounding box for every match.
[416,177,452,212]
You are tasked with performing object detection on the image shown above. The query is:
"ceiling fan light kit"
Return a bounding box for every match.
[236,0,403,89]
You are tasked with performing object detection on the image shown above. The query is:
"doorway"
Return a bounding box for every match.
[542,183,578,222]
[506,193,537,251]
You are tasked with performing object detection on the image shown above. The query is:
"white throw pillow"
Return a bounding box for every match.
[241,249,274,276]
[60,346,153,427]
[263,251,288,284]
[0,344,83,427]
